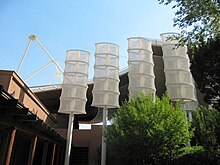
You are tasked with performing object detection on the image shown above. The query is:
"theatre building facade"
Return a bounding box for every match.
[0,41,207,165]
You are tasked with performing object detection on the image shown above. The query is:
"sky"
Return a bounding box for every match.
[0,0,179,87]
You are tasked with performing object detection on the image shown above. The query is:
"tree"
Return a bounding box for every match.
[158,0,220,47]
[190,37,220,111]
[106,93,193,164]
[193,106,220,163]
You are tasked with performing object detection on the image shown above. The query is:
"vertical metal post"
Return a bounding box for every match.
[188,111,193,121]
[180,100,191,147]
[101,108,108,165]
[64,114,74,165]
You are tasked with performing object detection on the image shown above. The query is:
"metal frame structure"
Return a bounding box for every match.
[16,34,63,84]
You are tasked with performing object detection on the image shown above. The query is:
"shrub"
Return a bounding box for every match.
[106,93,193,164]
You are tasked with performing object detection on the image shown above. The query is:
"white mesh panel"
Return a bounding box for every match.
[166,85,197,101]
[160,32,179,45]
[128,37,152,50]
[129,88,156,99]
[93,78,119,92]
[63,74,88,85]
[161,33,197,102]
[163,57,190,71]
[59,50,90,114]
[128,62,154,75]
[129,75,155,88]
[162,45,188,58]
[128,49,154,63]
[128,37,156,99]
[92,43,120,108]
[59,99,87,114]
[61,85,88,99]
[165,71,195,85]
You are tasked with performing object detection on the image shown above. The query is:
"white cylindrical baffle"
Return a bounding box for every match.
[92,42,120,165]
[92,42,120,108]
[160,33,197,102]
[127,37,156,99]
[59,50,90,114]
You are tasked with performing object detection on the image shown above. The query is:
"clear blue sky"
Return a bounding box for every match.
[0,0,179,87]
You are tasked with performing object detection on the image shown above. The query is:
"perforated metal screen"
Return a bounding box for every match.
[92,43,120,108]
[59,50,90,114]
[161,33,197,102]
[128,37,156,99]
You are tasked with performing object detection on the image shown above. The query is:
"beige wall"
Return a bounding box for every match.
[0,70,12,91]
[55,125,102,164]
[0,70,51,122]
[74,125,102,164]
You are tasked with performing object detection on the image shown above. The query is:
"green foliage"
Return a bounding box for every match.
[193,106,220,163]
[106,93,192,164]
[177,146,204,157]
[171,146,214,165]
[190,36,220,111]
[158,0,220,47]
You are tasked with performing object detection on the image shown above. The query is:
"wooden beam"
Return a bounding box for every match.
[0,128,11,165]
[55,145,61,165]
[15,115,37,121]
[59,146,66,164]
[0,118,65,145]
[5,128,16,165]
[51,143,56,165]
[0,85,3,92]
[41,141,49,165]
[27,136,38,165]
[0,107,29,115]
[22,119,43,128]
[0,99,18,107]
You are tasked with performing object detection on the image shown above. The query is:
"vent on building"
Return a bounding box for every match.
[71,147,88,165]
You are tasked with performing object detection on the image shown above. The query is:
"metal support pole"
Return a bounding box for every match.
[188,111,193,121]
[16,39,32,73]
[180,100,191,147]
[101,108,108,165]
[17,34,64,84]
[64,114,74,165]
[25,61,53,81]
[35,38,64,74]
